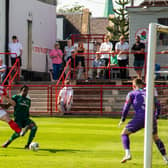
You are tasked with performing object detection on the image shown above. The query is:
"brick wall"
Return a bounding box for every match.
[90,17,109,35]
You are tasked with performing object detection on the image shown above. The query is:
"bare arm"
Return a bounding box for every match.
[3,95,16,106]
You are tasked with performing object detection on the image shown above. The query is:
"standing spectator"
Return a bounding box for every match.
[0,58,7,82]
[57,80,73,114]
[100,35,113,79]
[49,42,63,81]
[8,35,23,67]
[2,85,38,149]
[64,39,75,64]
[115,35,129,79]
[92,52,105,79]
[118,78,168,164]
[131,35,145,79]
[75,41,86,79]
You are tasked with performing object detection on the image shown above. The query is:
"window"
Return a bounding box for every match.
[158,18,168,46]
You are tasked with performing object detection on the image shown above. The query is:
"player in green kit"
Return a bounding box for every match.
[2,85,38,149]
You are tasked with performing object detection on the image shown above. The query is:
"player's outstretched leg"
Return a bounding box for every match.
[154,137,168,164]
[8,120,21,133]
[121,134,132,163]
[24,123,37,149]
[2,132,20,148]
[20,125,30,136]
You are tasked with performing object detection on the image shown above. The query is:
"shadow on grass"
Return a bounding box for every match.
[9,147,88,153]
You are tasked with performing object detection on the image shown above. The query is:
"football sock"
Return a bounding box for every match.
[155,139,166,156]
[26,125,37,146]
[122,134,130,150]
[8,120,21,133]
[9,132,20,142]
[125,149,131,157]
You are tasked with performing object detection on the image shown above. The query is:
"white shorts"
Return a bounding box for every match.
[0,109,7,118]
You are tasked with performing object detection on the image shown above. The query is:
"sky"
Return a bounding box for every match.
[57,0,144,17]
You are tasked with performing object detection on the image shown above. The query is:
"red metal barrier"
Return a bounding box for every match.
[2,84,168,117]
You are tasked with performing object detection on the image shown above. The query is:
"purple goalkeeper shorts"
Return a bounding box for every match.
[126,117,158,134]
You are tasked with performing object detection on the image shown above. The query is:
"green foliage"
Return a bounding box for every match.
[0,117,167,168]
[107,0,129,40]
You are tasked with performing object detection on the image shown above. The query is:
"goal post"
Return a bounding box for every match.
[144,23,168,168]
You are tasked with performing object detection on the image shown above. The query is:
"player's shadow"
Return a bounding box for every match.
[39,148,86,153]
[9,147,87,153]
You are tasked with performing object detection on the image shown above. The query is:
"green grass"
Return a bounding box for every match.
[0,117,168,168]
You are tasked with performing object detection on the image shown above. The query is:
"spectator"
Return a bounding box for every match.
[155,64,161,80]
[8,35,23,67]
[115,35,129,79]
[131,35,145,79]
[76,61,83,80]
[100,35,113,79]
[0,58,6,82]
[92,52,105,79]
[107,54,119,79]
[64,39,75,64]
[100,35,113,66]
[49,42,63,81]
[93,42,101,53]
[57,80,73,114]
[75,41,86,79]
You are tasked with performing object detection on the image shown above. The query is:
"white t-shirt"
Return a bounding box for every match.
[59,86,73,106]
[8,42,23,58]
[64,46,75,61]
[100,42,113,59]
[115,42,129,60]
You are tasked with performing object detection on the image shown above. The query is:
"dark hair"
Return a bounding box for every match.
[133,78,145,87]
[12,35,17,40]
[20,85,29,91]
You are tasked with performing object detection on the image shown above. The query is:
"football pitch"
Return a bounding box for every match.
[0,117,168,168]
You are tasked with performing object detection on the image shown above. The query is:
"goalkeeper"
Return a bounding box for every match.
[119,78,168,164]
[2,85,38,149]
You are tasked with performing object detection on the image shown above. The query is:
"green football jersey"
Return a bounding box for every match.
[12,95,31,120]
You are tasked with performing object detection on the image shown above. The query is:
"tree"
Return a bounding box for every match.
[107,0,129,40]
[58,3,85,13]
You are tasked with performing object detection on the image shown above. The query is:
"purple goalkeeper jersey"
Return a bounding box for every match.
[121,88,160,121]
[122,88,146,120]
[121,88,160,133]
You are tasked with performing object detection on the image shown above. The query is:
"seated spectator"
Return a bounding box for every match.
[107,54,119,79]
[92,52,105,79]
[57,80,73,114]
[0,58,6,82]
[76,61,83,80]
[155,64,161,80]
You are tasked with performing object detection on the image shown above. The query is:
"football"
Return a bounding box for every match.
[29,142,39,151]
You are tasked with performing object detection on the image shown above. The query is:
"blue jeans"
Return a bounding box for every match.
[53,63,62,80]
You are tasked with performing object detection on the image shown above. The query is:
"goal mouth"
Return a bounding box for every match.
[144,23,168,168]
